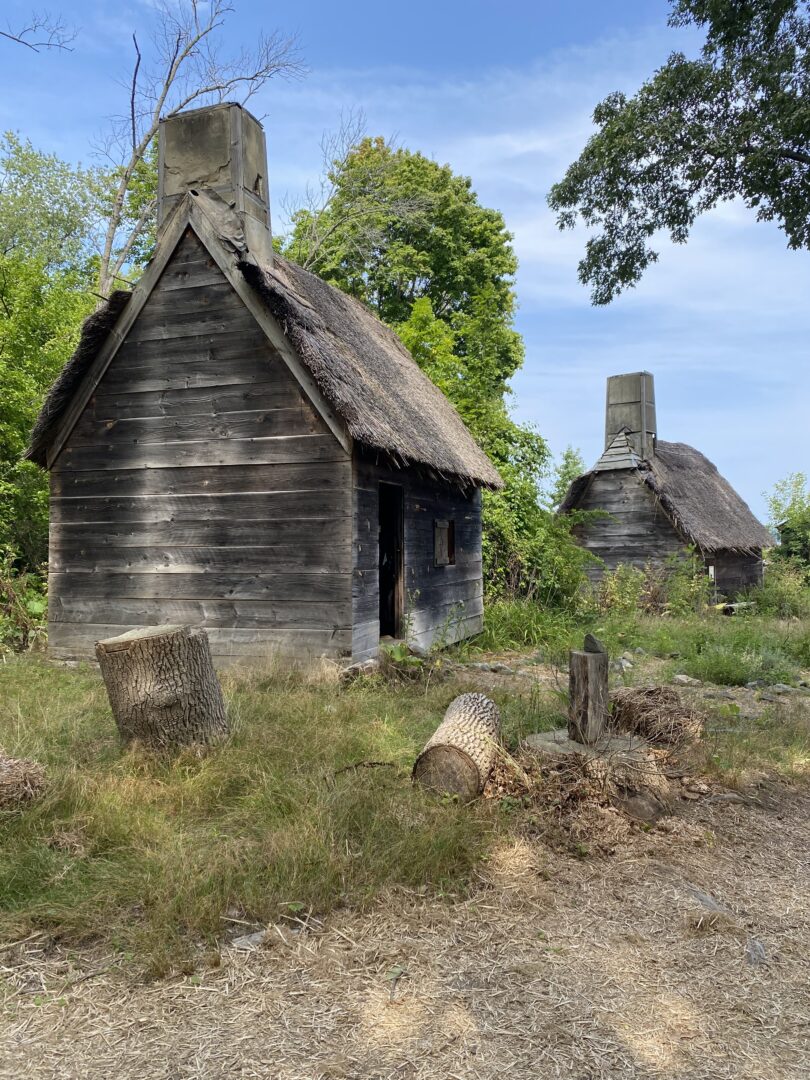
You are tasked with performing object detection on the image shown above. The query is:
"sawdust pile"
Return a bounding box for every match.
[0,749,46,809]
[610,685,704,747]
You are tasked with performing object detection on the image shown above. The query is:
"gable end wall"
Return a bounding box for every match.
[48,229,352,664]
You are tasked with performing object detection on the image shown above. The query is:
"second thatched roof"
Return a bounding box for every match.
[560,440,772,555]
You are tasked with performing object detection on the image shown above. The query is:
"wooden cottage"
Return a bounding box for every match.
[27,104,501,665]
[560,372,771,595]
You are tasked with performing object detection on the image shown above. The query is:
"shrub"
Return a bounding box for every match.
[0,550,47,651]
[747,559,810,618]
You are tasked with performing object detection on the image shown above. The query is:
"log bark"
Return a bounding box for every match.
[568,649,608,745]
[95,624,228,749]
[413,693,500,799]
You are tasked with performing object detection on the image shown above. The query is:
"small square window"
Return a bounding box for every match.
[434,519,455,567]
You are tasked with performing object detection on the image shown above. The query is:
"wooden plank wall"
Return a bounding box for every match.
[712,552,763,596]
[49,229,352,664]
[572,469,685,580]
[352,456,484,661]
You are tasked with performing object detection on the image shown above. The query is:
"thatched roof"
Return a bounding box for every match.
[560,440,772,555]
[26,210,501,489]
[27,291,132,468]
[238,257,501,487]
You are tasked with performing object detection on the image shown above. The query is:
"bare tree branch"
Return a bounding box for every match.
[130,34,142,154]
[96,0,304,295]
[1,11,75,51]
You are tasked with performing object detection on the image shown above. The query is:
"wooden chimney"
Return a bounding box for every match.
[604,371,657,460]
[157,102,273,264]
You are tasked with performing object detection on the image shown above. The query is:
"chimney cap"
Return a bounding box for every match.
[157,101,273,264]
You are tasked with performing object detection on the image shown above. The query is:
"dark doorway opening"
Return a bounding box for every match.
[379,483,404,638]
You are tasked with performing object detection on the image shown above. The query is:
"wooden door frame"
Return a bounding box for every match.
[378,481,404,637]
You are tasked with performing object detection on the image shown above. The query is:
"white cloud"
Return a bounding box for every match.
[252,29,809,518]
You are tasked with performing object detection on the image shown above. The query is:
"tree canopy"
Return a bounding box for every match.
[283,138,579,595]
[0,134,96,565]
[548,0,810,304]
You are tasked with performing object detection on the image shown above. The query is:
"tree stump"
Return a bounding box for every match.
[568,649,608,744]
[95,625,229,750]
[413,693,501,799]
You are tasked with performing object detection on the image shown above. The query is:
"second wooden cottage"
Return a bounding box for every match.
[560,372,772,595]
[27,103,501,664]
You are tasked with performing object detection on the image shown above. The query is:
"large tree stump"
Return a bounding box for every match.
[413,693,500,799]
[95,625,229,750]
[568,650,608,745]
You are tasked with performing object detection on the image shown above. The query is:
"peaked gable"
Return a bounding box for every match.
[28,191,501,489]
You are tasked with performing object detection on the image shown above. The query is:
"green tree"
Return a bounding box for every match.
[0,134,96,566]
[766,472,810,566]
[285,137,562,596]
[545,446,586,510]
[548,1,810,304]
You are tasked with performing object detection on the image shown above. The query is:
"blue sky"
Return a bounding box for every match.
[3,0,808,519]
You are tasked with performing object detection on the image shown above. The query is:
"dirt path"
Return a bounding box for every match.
[2,788,808,1079]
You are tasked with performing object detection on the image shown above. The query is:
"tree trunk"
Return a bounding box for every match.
[95,624,228,750]
[568,650,608,745]
[413,693,500,799]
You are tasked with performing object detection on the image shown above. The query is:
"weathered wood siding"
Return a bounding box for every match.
[711,551,763,595]
[572,469,685,580]
[352,456,484,660]
[49,229,352,663]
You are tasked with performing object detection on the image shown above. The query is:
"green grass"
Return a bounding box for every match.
[0,656,561,976]
[474,600,810,688]
[1,613,808,976]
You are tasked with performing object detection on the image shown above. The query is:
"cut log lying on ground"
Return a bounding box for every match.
[413,692,501,799]
[96,624,229,750]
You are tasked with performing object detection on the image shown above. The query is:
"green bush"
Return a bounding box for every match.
[0,549,47,651]
[747,559,810,618]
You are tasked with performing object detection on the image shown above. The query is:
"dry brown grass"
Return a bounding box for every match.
[1,790,807,1079]
[610,686,705,747]
[0,750,46,809]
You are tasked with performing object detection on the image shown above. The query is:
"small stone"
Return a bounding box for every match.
[231,930,268,951]
[339,658,380,685]
[489,663,514,674]
[770,683,792,694]
[746,680,766,689]
[584,633,607,655]
[467,661,493,671]
[634,647,646,656]
[673,674,702,687]
[759,693,777,703]
[745,938,767,966]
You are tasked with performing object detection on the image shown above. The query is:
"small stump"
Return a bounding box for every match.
[413,693,501,800]
[568,649,608,744]
[96,624,229,751]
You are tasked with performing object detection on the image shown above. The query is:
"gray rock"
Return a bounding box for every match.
[231,930,268,951]
[745,938,767,966]
[673,674,702,686]
[489,663,514,674]
[467,661,494,671]
[634,647,646,656]
[611,658,633,674]
[584,633,607,655]
[746,680,766,689]
[770,683,792,694]
[339,658,380,685]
